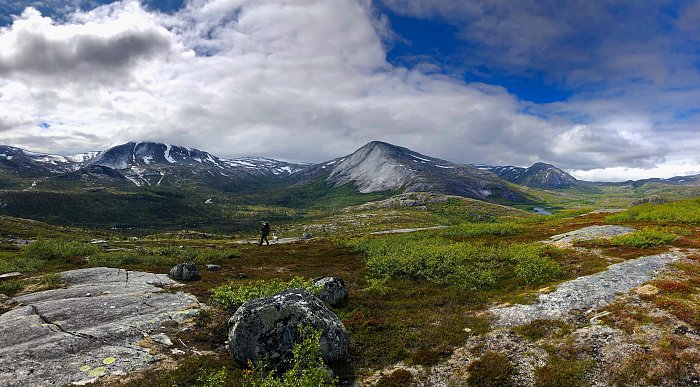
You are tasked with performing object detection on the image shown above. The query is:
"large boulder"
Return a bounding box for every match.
[169,262,200,281]
[313,277,347,307]
[228,288,349,367]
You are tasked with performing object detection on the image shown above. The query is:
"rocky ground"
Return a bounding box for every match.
[0,268,200,386]
[545,225,634,247]
[361,225,700,386]
[491,249,685,327]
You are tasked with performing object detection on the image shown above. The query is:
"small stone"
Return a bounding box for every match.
[634,284,659,297]
[86,293,92,297]
[151,333,173,346]
[205,264,221,271]
[463,328,472,333]
[235,273,246,280]
[301,232,313,240]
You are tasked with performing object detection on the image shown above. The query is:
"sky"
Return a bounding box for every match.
[0,0,699,181]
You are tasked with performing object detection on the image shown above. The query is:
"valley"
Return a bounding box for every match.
[1,141,700,386]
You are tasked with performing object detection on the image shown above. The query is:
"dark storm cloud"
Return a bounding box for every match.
[0,8,173,80]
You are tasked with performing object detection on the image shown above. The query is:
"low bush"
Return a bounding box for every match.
[466,351,514,387]
[211,277,319,310]
[40,273,64,289]
[0,252,45,273]
[243,325,337,387]
[0,279,23,296]
[609,228,679,249]
[88,251,144,268]
[180,248,240,264]
[21,240,100,261]
[607,198,700,225]
[534,356,594,387]
[194,366,229,387]
[440,222,524,238]
[344,235,561,290]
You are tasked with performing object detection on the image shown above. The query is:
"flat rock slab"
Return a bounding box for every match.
[0,272,22,280]
[546,225,633,246]
[0,267,200,386]
[491,251,682,327]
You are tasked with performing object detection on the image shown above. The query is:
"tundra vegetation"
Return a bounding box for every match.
[1,191,699,386]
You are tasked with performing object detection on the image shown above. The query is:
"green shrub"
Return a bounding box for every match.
[88,251,144,268]
[40,273,64,289]
[243,325,337,387]
[441,222,524,238]
[0,252,45,273]
[514,319,571,341]
[211,277,319,310]
[609,228,679,249]
[21,240,100,261]
[195,366,229,387]
[145,245,181,256]
[534,357,593,387]
[180,248,240,264]
[0,279,23,296]
[607,198,700,225]
[361,276,391,297]
[512,245,562,285]
[345,233,561,290]
[466,351,514,387]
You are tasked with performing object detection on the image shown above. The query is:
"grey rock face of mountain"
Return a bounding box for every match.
[84,142,307,187]
[0,267,200,387]
[324,141,525,201]
[0,142,306,187]
[86,142,304,176]
[475,162,580,189]
[0,145,96,177]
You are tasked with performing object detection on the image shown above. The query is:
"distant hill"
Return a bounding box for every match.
[473,162,581,189]
[598,174,700,188]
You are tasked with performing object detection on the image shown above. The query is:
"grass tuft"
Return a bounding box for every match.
[211,277,319,310]
[21,239,100,261]
[466,351,514,387]
[609,228,678,249]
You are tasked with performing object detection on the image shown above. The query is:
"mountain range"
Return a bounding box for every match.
[1,141,698,198]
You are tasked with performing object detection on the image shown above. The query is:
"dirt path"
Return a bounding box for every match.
[235,226,448,245]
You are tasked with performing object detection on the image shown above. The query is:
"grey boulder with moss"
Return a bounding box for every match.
[313,277,347,307]
[169,262,200,281]
[228,288,349,367]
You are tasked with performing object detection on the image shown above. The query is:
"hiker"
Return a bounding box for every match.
[259,221,271,246]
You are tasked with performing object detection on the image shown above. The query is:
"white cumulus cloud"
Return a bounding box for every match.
[0,0,690,181]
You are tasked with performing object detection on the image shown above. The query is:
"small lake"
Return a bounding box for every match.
[533,207,552,215]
